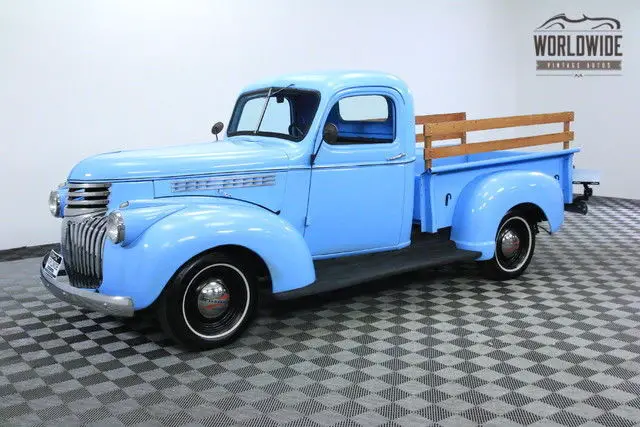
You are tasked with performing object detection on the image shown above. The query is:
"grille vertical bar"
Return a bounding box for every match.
[62,215,108,289]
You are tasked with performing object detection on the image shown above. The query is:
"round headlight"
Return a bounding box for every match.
[106,211,125,244]
[48,190,61,217]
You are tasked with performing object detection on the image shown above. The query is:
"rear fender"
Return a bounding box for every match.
[450,170,564,260]
[100,199,315,309]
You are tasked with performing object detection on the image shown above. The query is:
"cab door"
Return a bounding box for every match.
[304,89,409,256]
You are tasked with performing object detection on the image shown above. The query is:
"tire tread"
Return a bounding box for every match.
[156,251,258,350]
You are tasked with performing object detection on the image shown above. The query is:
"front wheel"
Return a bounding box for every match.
[157,252,258,350]
[478,212,536,280]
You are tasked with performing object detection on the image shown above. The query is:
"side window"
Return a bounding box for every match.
[326,95,395,144]
[338,95,389,122]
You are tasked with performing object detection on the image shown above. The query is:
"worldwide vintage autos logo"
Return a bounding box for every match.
[534,14,623,77]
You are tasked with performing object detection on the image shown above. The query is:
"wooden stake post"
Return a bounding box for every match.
[415,112,466,169]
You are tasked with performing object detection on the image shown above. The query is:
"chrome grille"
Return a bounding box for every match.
[65,182,111,217]
[171,174,276,193]
[61,215,108,289]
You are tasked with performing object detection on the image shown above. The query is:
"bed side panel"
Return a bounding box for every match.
[421,151,574,232]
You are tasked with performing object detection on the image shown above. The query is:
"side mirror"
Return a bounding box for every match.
[322,123,338,145]
[211,122,224,141]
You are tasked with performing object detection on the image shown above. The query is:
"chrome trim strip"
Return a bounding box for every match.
[67,182,113,188]
[67,199,108,207]
[312,158,415,169]
[79,221,87,275]
[69,166,307,183]
[64,208,108,217]
[96,218,107,280]
[71,222,78,271]
[67,190,110,197]
[86,217,98,276]
[41,260,134,317]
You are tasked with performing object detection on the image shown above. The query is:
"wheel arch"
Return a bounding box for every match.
[450,170,564,260]
[205,244,271,293]
[150,243,272,313]
[508,202,547,225]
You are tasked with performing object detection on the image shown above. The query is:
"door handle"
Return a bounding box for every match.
[386,152,406,161]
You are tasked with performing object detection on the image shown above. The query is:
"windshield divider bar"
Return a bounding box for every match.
[254,87,273,134]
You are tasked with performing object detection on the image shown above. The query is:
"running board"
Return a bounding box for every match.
[273,235,480,300]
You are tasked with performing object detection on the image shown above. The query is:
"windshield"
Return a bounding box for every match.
[227,88,320,141]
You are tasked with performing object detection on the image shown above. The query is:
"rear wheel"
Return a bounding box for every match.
[479,212,536,280]
[157,252,257,350]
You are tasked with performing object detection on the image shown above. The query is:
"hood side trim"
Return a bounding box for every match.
[70,166,308,183]
[171,174,276,193]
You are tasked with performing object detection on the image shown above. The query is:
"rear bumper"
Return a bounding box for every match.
[40,254,134,317]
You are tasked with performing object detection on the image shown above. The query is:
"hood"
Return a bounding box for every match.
[68,139,290,181]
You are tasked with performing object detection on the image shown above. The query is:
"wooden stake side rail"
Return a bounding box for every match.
[428,132,574,159]
[416,111,574,169]
[415,112,467,143]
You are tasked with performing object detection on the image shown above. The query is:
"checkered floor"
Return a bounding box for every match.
[1,197,639,427]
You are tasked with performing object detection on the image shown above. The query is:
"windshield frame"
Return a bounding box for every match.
[227,87,321,142]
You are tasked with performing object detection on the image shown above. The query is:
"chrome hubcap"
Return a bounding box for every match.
[196,280,229,319]
[500,230,520,258]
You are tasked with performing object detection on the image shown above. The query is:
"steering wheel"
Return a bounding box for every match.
[288,124,303,138]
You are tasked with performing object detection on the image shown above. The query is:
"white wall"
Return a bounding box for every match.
[1,0,518,249]
[510,0,640,199]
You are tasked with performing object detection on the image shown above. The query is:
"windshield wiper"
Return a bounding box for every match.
[254,84,294,134]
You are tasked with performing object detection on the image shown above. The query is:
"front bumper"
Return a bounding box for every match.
[40,254,134,317]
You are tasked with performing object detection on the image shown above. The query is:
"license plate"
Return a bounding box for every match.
[44,250,63,277]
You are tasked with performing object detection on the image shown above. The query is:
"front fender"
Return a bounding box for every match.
[117,201,186,246]
[100,199,315,310]
[450,170,564,260]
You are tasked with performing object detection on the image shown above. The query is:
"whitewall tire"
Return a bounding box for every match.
[479,212,536,280]
[157,252,258,350]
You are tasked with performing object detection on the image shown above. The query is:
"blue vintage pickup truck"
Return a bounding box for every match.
[42,71,584,349]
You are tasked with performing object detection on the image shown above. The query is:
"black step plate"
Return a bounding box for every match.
[274,234,481,300]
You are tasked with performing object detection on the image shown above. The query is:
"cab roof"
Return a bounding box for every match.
[240,70,411,99]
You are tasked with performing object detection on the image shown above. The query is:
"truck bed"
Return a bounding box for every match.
[413,147,578,232]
